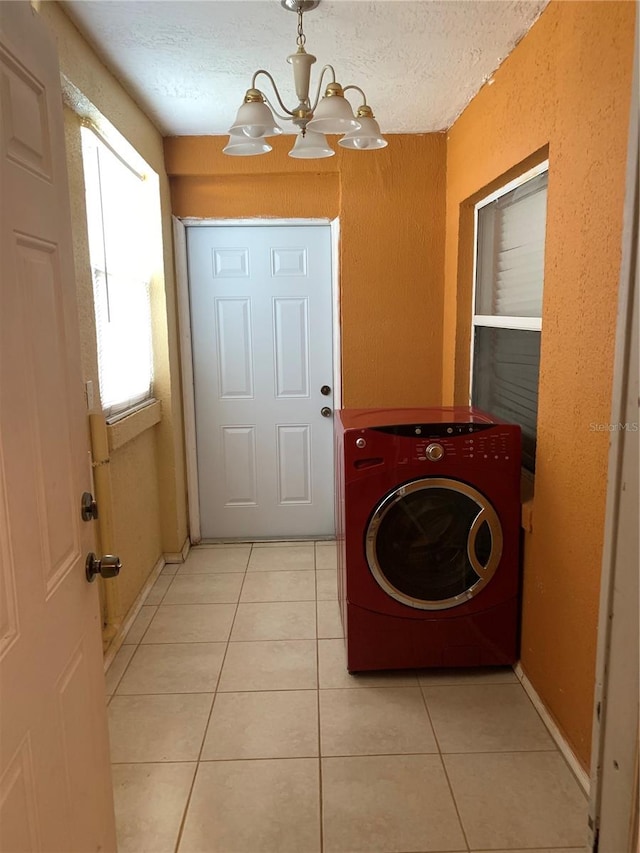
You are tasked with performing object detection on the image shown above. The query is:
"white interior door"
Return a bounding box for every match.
[0,4,116,850]
[188,224,335,540]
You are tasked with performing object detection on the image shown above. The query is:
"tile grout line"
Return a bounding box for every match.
[111,759,198,766]
[109,746,568,765]
[110,597,232,692]
[107,554,211,850]
[105,568,178,695]
[172,544,253,853]
[106,604,154,697]
[111,687,319,696]
[418,680,472,853]
[463,849,587,852]
[112,754,321,766]
[124,638,317,647]
[174,541,321,848]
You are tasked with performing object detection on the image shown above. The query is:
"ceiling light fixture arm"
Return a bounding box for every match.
[343,84,369,108]
[343,84,379,122]
[262,95,294,123]
[250,70,296,117]
[310,64,336,111]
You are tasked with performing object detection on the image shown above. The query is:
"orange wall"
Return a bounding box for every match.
[444,1,635,767]
[164,133,447,407]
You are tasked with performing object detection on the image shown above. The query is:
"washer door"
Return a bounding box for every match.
[365,478,503,611]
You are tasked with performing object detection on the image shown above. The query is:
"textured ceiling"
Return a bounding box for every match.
[61,0,548,137]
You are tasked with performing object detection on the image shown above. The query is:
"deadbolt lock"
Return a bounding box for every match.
[81,492,99,522]
[320,385,331,396]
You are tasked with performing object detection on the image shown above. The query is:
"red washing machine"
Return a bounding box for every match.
[335,407,522,672]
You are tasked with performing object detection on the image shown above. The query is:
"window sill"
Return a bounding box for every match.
[107,400,162,452]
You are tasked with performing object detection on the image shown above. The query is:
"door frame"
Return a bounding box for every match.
[588,14,639,851]
[173,216,341,544]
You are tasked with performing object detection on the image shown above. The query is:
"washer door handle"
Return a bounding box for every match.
[467,508,502,577]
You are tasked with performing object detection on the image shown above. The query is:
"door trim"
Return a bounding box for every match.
[588,15,639,848]
[173,216,201,541]
[173,217,341,544]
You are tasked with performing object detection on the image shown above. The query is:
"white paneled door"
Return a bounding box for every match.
[0,3,116,851]
[187,224,335,540]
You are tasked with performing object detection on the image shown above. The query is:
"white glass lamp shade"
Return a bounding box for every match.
[338,116,388,150]
[288,130,335,159]
[307,87,359,135]
[229,99,282,139]
[223,135,272,156]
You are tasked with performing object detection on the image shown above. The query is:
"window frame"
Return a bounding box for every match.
[81,123,157,422]
[469,160,549,470]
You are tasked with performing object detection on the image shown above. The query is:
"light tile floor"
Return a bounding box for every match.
[105,541,589,853]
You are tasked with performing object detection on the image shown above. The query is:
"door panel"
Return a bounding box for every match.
[216,297,253,398]
[17,235,80,593]
[0,4,116,850]
[274,297,309,398]
[277,424,311,504]
[222,426,257,505]
[188,224,334,539]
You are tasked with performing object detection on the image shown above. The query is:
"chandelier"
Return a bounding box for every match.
[223,0,387,159]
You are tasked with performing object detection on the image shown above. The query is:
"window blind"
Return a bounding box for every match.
[472,327,540,472]
[476,172,548,319]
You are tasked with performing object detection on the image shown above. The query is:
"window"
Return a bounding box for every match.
[471,164,548,472]
[81,126,156,420]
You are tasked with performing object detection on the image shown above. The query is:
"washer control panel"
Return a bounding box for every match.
[412,431,514,463]
[373,423,493,438]
[347,418,520,472]
[352,422,518,464]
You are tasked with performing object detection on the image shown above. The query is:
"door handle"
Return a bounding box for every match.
[321,407,332,418]
[86,553,122,583]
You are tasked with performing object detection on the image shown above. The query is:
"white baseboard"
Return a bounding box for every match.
[103,554,165,672]
[163,537,191,564]
[514,662,590,795]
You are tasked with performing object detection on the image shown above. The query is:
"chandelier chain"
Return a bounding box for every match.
[296,7,306,48]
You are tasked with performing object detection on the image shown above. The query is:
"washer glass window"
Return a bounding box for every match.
[366,478,502,611]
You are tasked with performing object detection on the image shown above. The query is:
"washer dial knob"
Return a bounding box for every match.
[426,442,444,461]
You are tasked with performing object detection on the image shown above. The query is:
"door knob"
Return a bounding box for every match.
[320,385,331,396]
[85,552,122,583]
[321,407,332,418]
